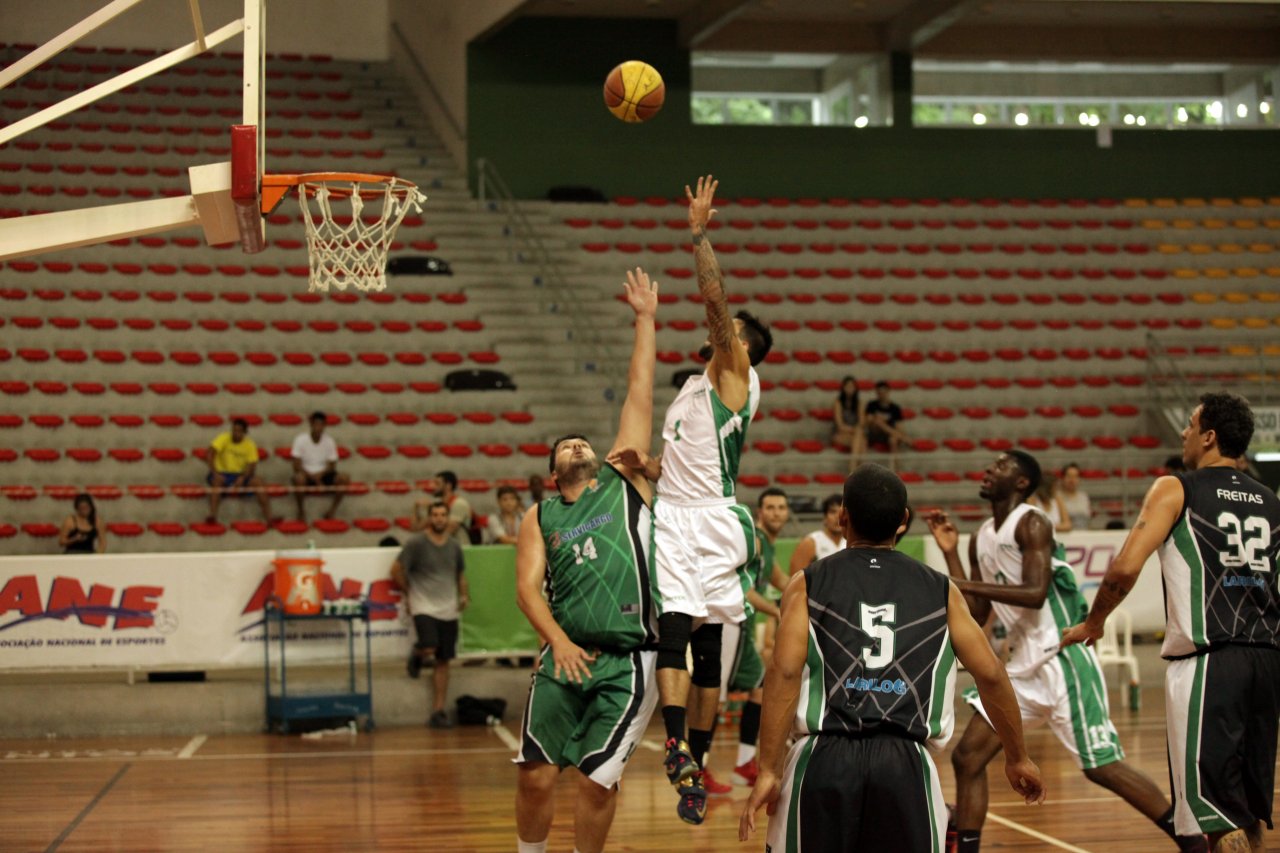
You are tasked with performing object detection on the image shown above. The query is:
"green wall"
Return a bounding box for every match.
[468,17,1280,201]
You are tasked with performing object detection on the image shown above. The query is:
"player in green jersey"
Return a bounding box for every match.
[513,267,661,853]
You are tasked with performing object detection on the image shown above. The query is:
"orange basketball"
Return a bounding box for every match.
[603,61,665,123]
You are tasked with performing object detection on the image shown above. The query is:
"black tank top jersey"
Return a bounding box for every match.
[799,548,956,744]
[1159,467,1280,658]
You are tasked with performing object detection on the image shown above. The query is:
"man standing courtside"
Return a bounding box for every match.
[645,175,773,825]
[391,501,468,729]
[1064,393,1280,853]
[929,451,1207,853]
[740,464,1046,851]
[511,268,661,853]
[788,492,846,574]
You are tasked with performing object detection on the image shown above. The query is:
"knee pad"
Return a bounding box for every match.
[656,612,692,671]
[689,623,724,688]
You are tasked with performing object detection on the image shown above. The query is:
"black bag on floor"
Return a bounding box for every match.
[456,695,507,725]
[386,255,452,276]
[445,369,516,391]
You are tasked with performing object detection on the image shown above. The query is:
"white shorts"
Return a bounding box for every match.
[964,648,1123,770]
[652,499,756,624]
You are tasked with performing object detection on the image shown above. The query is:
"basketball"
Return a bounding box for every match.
[603,60,664,123]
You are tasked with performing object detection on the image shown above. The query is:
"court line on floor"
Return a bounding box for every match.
[45,762,131,853]
[638,739,663,753]
[985,812,1091,853]
[177,734,207,759]
[4,746,513,764]
[491,724,520,751]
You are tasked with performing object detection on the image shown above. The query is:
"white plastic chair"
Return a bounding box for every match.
[1093,607,1141,710]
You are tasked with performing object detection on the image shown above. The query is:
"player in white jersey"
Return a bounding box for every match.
[788,493,846,574]
[616,175,773,826]
[929,451,1206,853]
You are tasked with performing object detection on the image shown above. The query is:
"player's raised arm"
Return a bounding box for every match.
[607,267,659,498]
[950,511,1055,612]
[514,504,596,684]
[1062,475,1184,648]
[947,581,1046,805]
[739,571,808,840]
[925,510,990,622]
[687,176,750,385]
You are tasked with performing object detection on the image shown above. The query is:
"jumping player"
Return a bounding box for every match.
[741,464,1046,851]
[512,268,661,853]
[1064,393,1280,853]
[652,174,773,824]
[929,451,1207,853]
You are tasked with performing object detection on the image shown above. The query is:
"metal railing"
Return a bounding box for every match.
[474,157,626,400]
[1146,331,1280,441]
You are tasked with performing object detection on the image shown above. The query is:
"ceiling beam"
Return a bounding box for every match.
[884,0,980,52]
[695,19,885,54]
[922,23,1280,62]
[678,0,760,49]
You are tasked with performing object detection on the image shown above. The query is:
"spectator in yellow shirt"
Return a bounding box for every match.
[206,418,275,524]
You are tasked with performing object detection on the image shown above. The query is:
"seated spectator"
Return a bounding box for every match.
[527,474,547,506]
[860,380,908,469]
[290,411,351,522]
[1055,462,1092,531]
[486,485,522,544]
[206,417,275,524]
[414,471,472,545]
[831,375,866,470]
[59,493,106,554]
[1027,472,1072,533]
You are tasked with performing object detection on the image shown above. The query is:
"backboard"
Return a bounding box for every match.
[0,0,268,260]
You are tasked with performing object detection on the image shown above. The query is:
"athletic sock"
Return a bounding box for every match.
[662,705,686,744]
[740,701,761,745]
[736,743,757,766]
[516,840,546,853]
[689,728,713,769]
[957,830,981,853]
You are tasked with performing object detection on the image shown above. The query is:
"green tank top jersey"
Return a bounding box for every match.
[538,463,657,651]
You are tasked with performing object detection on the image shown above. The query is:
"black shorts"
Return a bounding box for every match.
[413,615,458,661]
[1167,644,1280,834]
[304,471,338,486]
[769,733,946,852]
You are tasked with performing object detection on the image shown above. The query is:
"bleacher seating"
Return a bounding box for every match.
[1,44,1277,550]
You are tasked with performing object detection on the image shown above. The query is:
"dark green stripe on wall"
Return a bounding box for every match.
[467,17,1280,201]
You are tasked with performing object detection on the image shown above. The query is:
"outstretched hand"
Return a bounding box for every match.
[1060,621,1103,649]
[622,267,658,318]
[685,175,719,236]
[925,510,959,553]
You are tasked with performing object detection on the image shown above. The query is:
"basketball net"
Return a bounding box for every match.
[296,176,425,292]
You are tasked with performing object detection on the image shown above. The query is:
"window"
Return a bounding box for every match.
[692,51,886,127]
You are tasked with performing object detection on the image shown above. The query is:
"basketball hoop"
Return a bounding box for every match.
[261,172,426,292]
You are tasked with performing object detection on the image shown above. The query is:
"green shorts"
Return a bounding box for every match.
[515,647,658,788]
[728,618,764,693]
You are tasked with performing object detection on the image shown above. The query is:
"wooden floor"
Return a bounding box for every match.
[3,686,1277,852]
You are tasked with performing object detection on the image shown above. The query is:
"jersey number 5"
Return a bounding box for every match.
[1216,512,1272,572]
[571,537,598,565]
[860,603,896,669]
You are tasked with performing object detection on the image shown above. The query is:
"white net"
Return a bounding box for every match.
[296,176,426,292]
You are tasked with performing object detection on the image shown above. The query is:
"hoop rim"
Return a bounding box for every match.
[260,172,418,213]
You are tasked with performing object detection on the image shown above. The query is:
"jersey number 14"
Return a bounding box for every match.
[571,537,598,565]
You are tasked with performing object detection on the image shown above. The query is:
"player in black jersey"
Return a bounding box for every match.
[740,464,1045,852]
[1065,393,1280,853]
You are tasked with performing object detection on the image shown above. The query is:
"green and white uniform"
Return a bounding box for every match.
[963,504,1122,769]
[514,463,659,788]
[720,525,774,695]
[654,368,761,623]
